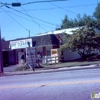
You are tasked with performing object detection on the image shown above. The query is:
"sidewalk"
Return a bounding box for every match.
[1,63,100,76]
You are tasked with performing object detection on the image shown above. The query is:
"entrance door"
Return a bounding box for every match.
[18,52,25,64]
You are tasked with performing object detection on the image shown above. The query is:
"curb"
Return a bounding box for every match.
[1,64,100,76]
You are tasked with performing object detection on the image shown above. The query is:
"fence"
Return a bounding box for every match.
[26,55,63,65]
[42,56,59,64]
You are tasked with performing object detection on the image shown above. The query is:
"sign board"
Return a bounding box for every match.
[26,47,36,67]
[9,38,32,49]
[51,49,58,55]
[51,49,59,63]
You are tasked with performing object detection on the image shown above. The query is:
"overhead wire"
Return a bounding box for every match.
[0,0,68,6]
[16,0,53,41]
[5,11,56,28]
[0,4,96,12]
[16,0,48,32]
[22,0,68,5]
[18,7,48,32]
[5,5,57,26]
[49,2,78,15]
[0,3,5,8]
[0,8,35,34]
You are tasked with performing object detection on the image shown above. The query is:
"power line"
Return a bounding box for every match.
[16,0,48,32]
[5,5,57,26]
[67,4,96,8]
[1,0,68,6]
[15,0,55,29]
[22,0,68,5]
[18,6,48,32]
[5,11,56,28]
[1,8,35,35]
[0,4,96,12]
[0,3,5,8]
[49,2,78,14]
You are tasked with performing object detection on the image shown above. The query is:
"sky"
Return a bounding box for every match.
[0,0,99,40]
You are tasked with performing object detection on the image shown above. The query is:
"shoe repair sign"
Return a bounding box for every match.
[26,47,36,66]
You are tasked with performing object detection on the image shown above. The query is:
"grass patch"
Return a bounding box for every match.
[14,65,30,71]
[14,60,100,71]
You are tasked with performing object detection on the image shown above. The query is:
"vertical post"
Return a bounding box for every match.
[27,42,35,71]
[0,26,3,73]
[55,56,56,64]
[46,56,48,64]
[29,30,30,37]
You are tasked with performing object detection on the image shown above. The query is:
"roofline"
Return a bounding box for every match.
[6,27,83,41]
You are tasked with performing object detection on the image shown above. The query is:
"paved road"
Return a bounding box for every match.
[0,68,100,100]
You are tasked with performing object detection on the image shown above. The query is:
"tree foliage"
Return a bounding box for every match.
[58,3,100,60]
[56,2,100,30]
[59,14,95,29]
[94,3,100,21]
[60,23,100,60]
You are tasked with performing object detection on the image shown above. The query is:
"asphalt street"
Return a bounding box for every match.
[0,68,100,100]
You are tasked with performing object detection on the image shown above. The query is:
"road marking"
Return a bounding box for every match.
[0,80,100,90]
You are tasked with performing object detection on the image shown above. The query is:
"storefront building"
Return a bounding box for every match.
[2,27,83,66]
[2,34,59,66]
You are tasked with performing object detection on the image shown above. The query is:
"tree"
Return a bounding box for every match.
[60,23,100,60]
[60,14,95,29]
[61,15,72,29]
[94,3,100,21]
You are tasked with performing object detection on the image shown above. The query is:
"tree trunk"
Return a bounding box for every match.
[78,51,87,61]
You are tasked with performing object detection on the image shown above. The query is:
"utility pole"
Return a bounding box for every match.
[0,2,21,73]
[0,26,3,73]
[29,30,30,37]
